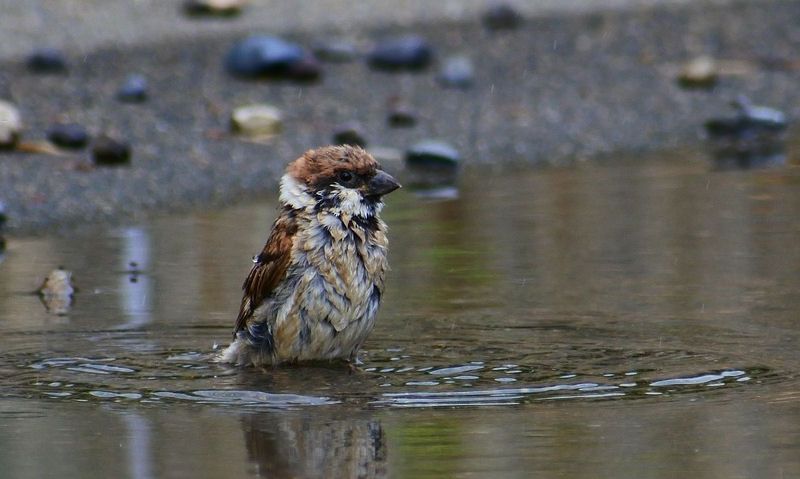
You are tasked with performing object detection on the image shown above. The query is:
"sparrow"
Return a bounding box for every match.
[219,145,400,367]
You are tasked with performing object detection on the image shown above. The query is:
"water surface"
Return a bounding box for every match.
[1,149,798,478]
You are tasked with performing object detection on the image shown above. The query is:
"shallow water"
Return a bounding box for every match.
[1,150,799,478]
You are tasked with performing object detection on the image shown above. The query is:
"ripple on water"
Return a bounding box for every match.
[30,357,136,374]
[151,390,337,408]
[370,363,768,408]
[9,351,775,410]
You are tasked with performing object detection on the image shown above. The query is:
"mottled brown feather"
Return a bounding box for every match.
[234,210,298,335]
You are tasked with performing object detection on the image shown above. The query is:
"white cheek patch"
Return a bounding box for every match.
[332,187,370,218]
[279,174,315,209]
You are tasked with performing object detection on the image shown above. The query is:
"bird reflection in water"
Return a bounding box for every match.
[241,413,387,478]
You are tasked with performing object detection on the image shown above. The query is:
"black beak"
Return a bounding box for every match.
[366,170,401,197]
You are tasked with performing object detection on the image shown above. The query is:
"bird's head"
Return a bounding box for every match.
[280,146,400,217]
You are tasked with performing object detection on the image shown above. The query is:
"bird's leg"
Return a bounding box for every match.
[347,353,364,374]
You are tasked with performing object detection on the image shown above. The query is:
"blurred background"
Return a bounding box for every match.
[0,1,799,478]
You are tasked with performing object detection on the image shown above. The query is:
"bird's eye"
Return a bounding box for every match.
[337,171,359,187]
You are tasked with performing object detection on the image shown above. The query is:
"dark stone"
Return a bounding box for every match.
[47,123,90,149]
[437,56,475,88]
[26,48,68,73]
[405,140,461,188]
[705,97,788,170]
[117,74,148,102]
[705,97,787,139]
[92,135,131,166]
[387,102,417,128]
[286,56,323,81]
[482,3,524,30]
[183,0,243,17]
[0,200,6,230]
[312,40,359,63]
[332,123,367,147]
[406,140,461,168]
[225,36,318,80]
[367,35,433,71]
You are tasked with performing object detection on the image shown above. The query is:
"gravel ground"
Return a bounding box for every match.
[1,0,799,234]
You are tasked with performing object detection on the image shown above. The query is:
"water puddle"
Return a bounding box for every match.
[1,151,799,477]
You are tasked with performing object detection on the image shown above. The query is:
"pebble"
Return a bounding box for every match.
[117,74,148,102]
[285,56,323,82]
[26,47,68,73]
[732,96,787,130]
[705,96,788,138]
[405,140,461,188]
[312,39,359,63]
[406,140,461,168]
[231,104,283,137]
[0,100,22,149]
[367,35,433,71]
[332,122,367,147]
[0,199,6,230]
[225,35,317,80]
[387,99,417,127]
[437,56,475,88]
[705,96,788,170]
[38,268,75,316]
[92,134,131,166]
[183,0,244,16]
[678,56,718,89]
[387,109,417,127]
[482,3,523,30]
[47,123,90,149]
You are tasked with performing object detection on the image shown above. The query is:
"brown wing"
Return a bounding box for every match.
[234,209,298,335]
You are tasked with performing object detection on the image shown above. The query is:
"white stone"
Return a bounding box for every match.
[0,100,22,148]
[231,104,283,138]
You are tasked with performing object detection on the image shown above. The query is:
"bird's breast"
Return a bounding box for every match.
[291,212,388,332]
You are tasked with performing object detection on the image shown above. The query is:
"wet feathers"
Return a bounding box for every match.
[220,146,400,366]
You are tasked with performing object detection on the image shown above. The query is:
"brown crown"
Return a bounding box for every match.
[287,145,380,187]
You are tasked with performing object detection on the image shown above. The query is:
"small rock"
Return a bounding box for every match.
[0,199,7,230]
[678,56,718,89]
[117,74,148,102]
[286,56,323,81]
[367,35,433,71]
[405,140,461,187]
[406,140,461,168]
[732,96,787,130]
[38,268,75,315]
[332,123,367,147]
[15,140,63,156]
[705,96,788,170]
[482,3,523,30]
[183,0,244,16]
[26,47,68,73]
[437,56,475,88]
[225,35,317,80]
[387,106,417,128]
[92,134,131,166]
[0,100,22,149]
[47,123,90,149]
[231,104,283,137]
[705,96,788,138]
[312,39,359,63]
